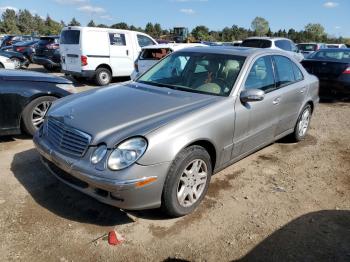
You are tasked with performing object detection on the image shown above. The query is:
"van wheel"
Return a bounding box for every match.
[95,68,111,86]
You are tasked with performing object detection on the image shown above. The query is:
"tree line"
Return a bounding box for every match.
[0,9,349,45]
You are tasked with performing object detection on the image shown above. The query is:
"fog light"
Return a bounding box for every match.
[91,144,107,164]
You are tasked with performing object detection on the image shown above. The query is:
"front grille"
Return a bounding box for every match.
[46,118,91,157]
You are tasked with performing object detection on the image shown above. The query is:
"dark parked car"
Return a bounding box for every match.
[0,49,29,69]
[0,35,38,49]
[13,40,38,62]
[301,48,350,97]
[32,36,61,71]
[0,70,75,136]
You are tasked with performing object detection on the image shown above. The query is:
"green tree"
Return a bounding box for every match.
[68,17,81,26]
[111,22,128,29]
[153,23,162,38]
[1,9,20,34]
[87,20,96,27]
[17,9,35,34]
[251,17,269,36]
[145,22,155,37]
[304,23,325,41]
[191,25,210,41]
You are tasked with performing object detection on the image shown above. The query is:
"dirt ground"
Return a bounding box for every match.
[0,67,349,261]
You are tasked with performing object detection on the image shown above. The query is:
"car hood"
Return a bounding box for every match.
[48,82,221,146]
[0,69,71,84]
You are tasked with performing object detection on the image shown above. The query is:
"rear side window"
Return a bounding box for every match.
[109,33,126,46]
[140,48,171,60]
[297,44,317,52]
[275,40,292,51]
[245,56,276,92]
[241,39,272,48]
[137,35,155,47]
[273,55,295,87]
[60,30,80,44]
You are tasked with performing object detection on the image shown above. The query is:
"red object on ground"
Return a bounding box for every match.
[108,230,124,245]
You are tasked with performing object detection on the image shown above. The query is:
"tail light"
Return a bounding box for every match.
[46,43,59,50]
[134,61,139,72]
[81,55,88,66]
[343,66,350,74]
[16,47,26,52]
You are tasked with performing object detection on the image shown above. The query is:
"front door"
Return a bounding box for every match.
[232,55,283,158]
[109,32,134,76]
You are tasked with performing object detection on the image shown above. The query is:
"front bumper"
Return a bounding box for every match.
[33,133,171,210]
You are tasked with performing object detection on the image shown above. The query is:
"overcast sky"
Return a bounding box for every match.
[0,0,348,37]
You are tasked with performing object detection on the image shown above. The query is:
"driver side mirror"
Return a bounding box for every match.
[240,89,265,103]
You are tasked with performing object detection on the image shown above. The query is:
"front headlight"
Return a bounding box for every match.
[107,137,147,170]
[56,84,76,93]
[91,144,107,164]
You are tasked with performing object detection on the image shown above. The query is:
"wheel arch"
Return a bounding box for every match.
[96,63,113,75]
[184,139,217,171]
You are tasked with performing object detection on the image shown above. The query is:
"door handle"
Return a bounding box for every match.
[126,50,129,56]
[300,87,306,93]
[272,97,281,105]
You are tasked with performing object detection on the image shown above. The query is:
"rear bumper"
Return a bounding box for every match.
[62,69,95,78]
[33,56,60,67]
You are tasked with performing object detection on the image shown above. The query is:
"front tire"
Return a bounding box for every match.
[291,104,312,142]
[22,96,57,136]
[95,68,112,86]
[162,145,212,217]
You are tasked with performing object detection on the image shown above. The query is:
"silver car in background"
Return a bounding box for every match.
[34,47,319,217]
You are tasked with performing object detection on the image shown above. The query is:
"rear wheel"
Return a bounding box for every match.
[290,104,312,142]
[22,96,57,136]
[0,63,4,68]
[162,145,212,217]
[95,68,112,86]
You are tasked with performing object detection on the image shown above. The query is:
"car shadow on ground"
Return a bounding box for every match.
[11,148,134,226]
[237,210,350,262]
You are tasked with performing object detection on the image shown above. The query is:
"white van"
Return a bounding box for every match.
[60,26,157,85]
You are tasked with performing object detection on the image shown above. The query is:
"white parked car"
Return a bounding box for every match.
[60,26,157,85]
[326,44,347,49]
[241,37,304,62]
[0,55,15,69]
[131,43,206,80]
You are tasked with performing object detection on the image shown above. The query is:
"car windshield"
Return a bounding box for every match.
[309,50,350,62]
[298,44,317,51]
[241,39,272,48]
[137,52,246,96]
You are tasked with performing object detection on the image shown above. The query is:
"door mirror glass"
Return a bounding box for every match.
[240,89,265,103]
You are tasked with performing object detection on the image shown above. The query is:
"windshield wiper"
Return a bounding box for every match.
[137,80,180,91]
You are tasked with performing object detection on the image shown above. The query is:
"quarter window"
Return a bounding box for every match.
[109,33,126,46]
[275,40,292,51]
[245,56,276,92]
[137,35,155,47]
[273,55,295,87]
[292,63,304,81]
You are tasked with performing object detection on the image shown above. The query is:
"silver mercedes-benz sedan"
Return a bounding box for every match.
[34,47,319,217]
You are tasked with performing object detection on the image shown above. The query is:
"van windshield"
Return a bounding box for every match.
[61,30,80,44]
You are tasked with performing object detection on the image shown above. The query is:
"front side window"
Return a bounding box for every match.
[137,52,245,96]
[140,48,171,60]
[245,56,275,92]
[109,33,126,46]
[273,55,295,87]
[137,35,156,47]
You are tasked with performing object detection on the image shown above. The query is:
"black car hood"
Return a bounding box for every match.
[0,69,71,84]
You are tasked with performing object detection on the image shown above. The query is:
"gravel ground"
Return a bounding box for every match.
[0,65,349,262]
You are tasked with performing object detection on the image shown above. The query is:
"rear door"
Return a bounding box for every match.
[109,32,134,76]
[272,55,307,135]
[60,29,81,72]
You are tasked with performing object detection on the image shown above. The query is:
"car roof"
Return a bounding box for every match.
[141,43,206,51]
[175,46,287,58]
[245,37,291,41]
